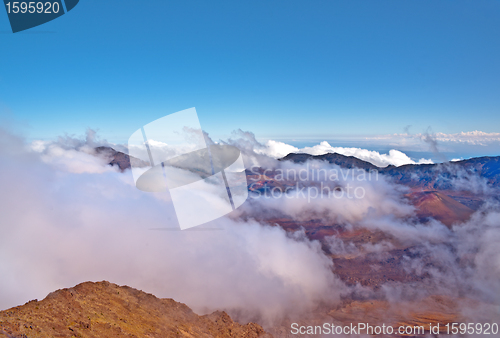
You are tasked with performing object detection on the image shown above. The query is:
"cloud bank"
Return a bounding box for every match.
[1,128,499,335]
[0,129,345,327]
[226,130,433,168]
[371,130,500,146]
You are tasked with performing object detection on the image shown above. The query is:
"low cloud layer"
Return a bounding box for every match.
[367,130,500,158]
[377,130,500,146]
[0,129,345,327]
[1,128,499,334]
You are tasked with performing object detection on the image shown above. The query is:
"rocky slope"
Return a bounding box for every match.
[0,281,271,338]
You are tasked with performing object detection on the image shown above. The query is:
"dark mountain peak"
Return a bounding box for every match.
[94,146,149,171]
[280,152,377,170]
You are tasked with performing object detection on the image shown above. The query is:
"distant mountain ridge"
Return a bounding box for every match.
[96,146,500,191]
[281,152,500,189]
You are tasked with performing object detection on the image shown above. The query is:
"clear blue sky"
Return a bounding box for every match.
[1,0,499,145]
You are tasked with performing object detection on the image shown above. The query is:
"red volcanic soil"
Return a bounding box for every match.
[246,175,479,289]
[327,295,466,337]
[408,190,474,227]
[263,217,420,288]
[0,282,270,338]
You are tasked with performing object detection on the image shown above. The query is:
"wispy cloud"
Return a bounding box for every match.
[2,127,500,331]
[369,131,500,146]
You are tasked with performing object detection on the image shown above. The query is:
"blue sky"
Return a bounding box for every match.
[1,0,499,157]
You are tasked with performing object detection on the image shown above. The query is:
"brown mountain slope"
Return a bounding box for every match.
[0,281,271,338]
[409,191,474,227]
[327,295,465,337]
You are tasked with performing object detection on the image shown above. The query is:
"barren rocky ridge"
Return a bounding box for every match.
[0,281,271,338]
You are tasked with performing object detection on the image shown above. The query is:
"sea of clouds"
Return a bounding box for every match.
[1,128,499,336]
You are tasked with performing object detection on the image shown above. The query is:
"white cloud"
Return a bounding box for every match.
[298,141,433,167]
[369,130,500,146]
[432,131,500,145]
[3,127,500,331]
[35,143,119,174]
[0,129,345,327]
[253,130,500,166]
[255,139,299,159]
[252,139,433,167]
